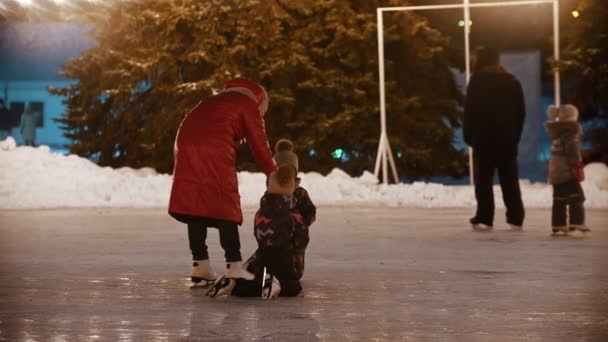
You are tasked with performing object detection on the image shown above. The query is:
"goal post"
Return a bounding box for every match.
[374,0,561,184]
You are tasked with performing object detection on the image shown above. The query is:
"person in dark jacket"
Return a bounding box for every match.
[168,78,277,286]
[545,104,589,235]
[464,47,526,230]
[0,100,11,140]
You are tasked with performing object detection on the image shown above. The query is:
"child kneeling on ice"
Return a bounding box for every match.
[545,105,590,235]
[272,139,316,280]
[209,164,304,299]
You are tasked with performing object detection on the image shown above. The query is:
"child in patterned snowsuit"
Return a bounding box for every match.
[231,140,316,298]
[545,105,589,234]
[231,164,302,297]
[272,139,316,279]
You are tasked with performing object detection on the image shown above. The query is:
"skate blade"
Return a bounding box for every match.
[261,275,278,300]
[206,278,233,297]
[190,278,215,289]
[261,285,277,300]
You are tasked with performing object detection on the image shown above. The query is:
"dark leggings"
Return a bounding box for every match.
[473,152,525,226]
[187,218,242,262]
[552,200,585,227]
[232,247,302,297]
[551,181,585,227]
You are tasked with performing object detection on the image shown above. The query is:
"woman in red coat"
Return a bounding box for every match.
[169,78,276,285]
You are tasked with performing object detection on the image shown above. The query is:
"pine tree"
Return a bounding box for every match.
[51,0,466,178]
[562,0,608,162]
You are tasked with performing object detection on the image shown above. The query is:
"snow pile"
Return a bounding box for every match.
[1,138,607,209]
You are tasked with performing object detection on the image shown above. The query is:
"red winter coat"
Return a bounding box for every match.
[169,91,276,224]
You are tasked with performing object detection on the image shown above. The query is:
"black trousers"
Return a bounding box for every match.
[186,216,242,262]
[552,181,585,227]
[232,247,302,297]
[473,152,525,226]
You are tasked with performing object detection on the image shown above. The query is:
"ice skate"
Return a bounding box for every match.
[508,224,523,231]
[225,261,255,280]
[190,260,217,288]
[206,276,236,297]
[470,217,492,231]
[569,224,591,233]
[261,267,281,300]
[551,226,570,236]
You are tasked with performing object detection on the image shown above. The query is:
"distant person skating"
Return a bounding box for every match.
[168,78,276,287]
[545,105,590,235]
[20,104,38,146]
[0,100,11,140]
[464,46,526,231]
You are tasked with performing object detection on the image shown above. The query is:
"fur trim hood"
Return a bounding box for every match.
[222,78,269,115]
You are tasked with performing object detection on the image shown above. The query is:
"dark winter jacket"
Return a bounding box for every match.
[292,186,316,252]
[545,121,583,185]
[254,193,302,249]
[463,67,526,156]
[169,88,276,224]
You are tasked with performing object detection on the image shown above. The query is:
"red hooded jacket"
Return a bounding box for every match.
[169,80,276,224]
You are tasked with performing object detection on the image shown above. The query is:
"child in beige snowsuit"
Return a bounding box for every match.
[545,105,589,234]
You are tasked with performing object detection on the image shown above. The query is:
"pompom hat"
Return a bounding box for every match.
[273,139,299,173]
[547,104,579,122]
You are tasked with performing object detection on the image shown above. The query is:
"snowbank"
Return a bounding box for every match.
[1,137,607,209]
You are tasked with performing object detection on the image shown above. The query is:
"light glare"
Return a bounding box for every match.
[571,10,580,18]
[16,0,34,6]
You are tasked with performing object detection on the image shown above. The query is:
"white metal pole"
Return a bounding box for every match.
[375,0,557,185]
[553,0,561,106]
[379,0,554,12]
[374,133,384,176]
[385,137,400,183]
[377,11,388,138]
[375,9,388,183]
[464,0,474,184]
[382,137,388,185]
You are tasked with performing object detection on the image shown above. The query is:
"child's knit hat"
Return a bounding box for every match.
[267,164,297,196]
[547,104,579,122]
[273,139,299,173]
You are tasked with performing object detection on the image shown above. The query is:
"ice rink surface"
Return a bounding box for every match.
[0,207,606,341]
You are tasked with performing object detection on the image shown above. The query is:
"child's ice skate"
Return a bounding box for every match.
[206,276,236,297]
[190,260,217,288]
[206,260,254,297]
[261,267,281,300]
[551,226,570,236]
[569,224,591,234]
